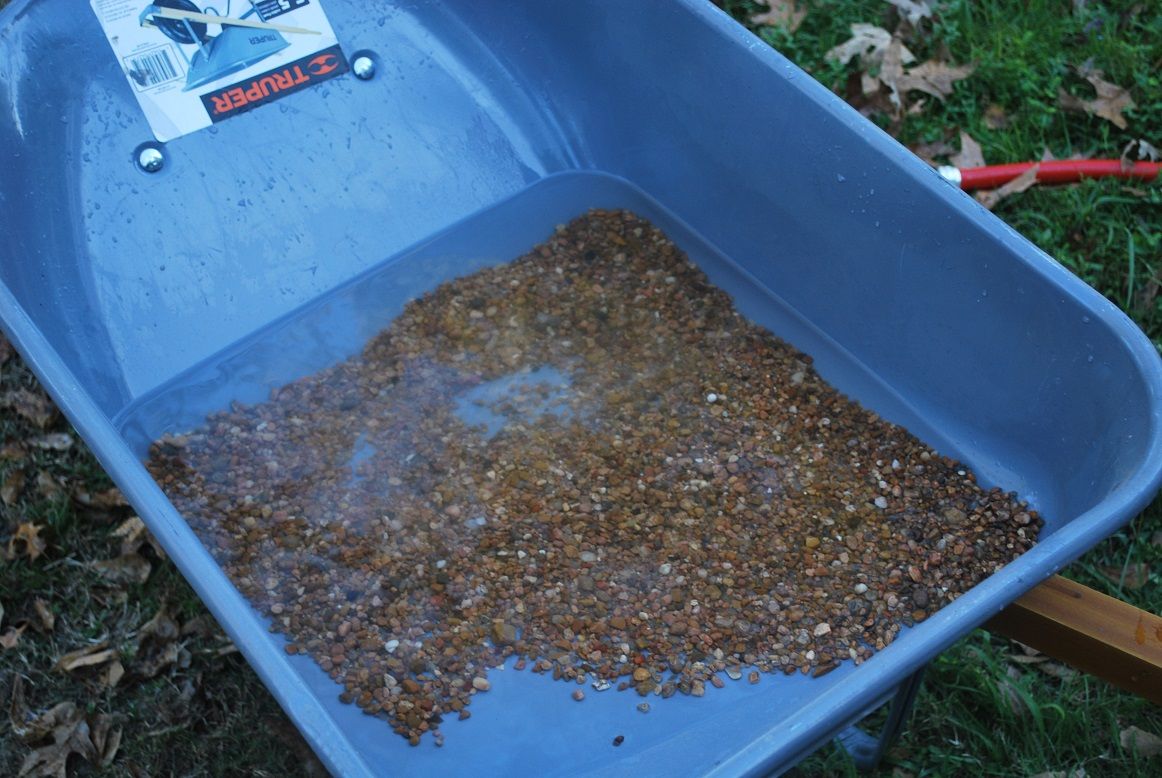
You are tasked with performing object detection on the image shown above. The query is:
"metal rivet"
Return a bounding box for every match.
[137,146,165,173]
[352,55,376,80]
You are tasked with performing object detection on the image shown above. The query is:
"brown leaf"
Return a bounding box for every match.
[984,104,1009,129]
[136,641,190,679]
[911,138,957,165]
[886,0,933,25]
[18,713,97,778]
[8,522,47,561]
[91,553,151,586]
[103,660,125,689]
[826,24,894,67]
[977,164,1040,210]
[1058,72,1135,129]
[2,469,26,507]
[89,713,122,767]
[1034,661,1079,681]
[32,598,54,633]
[1098,563,1151,590]
[750,0,807,33]
[73,487,128,511]
[1120,726,1162,758]
[1,388,56,429]
[951,130,986,169]
[894,60,975,102]
[1,624,27,650]
[28,433,73,452]
[0,440,26,460]
[112,516,147,555]
[139,603,181,645]
[35,471,64,500]
[997,666,1030,718]
[54,642,117,673]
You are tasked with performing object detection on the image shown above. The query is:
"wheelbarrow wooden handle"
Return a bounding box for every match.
[986,575,1162,704]
[147,7,322,36]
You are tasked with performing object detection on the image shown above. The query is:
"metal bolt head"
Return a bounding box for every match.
[352,55,376,80]
[137,146,165,173]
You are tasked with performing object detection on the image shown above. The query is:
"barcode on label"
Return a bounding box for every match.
[125,47,181,90]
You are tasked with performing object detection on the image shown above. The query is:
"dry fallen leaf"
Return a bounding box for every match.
[1098,563,1151,590]
[8,522,47,562]
[0,441,26,460]
[110,516,164,559]
[886,0,934,26]
[28,433,73,452]
[104,660,125,689]
[17,709,110,778]
[32,598,54,633]
[54,642,118,673]
[893,59,975,102]
[911,138,958,165]
[1,388,56,429]
[984,104,1009,129]
[977,164,1040,210]
[9,681,79,744]
[997,666,1031,718]
[750,0,807,33]
[1,624,27,650]
[826,23,894,66]
[73,487,128,511]
[35,471,64,501]
[2,469,26,507]
[1058,71,1135,129]
[950,131,986,170]
[1120,726,1162,758]
[90,553,152,586]
[1034,661,1079,681]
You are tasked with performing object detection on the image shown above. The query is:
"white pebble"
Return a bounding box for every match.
[706,393,718,403]
[435,559,447,569]
[891,459,901,470]
[580,551,598,563]
[813,622,832,637]
[384,640,400,653]
[853,583,868,594]
[874,496,888,509]
[659,563,672,575]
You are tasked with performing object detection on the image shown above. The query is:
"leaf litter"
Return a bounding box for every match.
[750,0,807,33]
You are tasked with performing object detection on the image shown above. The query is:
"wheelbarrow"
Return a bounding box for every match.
[1,1,1160,775]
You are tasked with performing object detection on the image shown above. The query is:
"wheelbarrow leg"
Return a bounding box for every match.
[834,667,925,772]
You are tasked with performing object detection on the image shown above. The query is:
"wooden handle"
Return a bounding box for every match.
[148,7,322,36]
[986,575,1162,704]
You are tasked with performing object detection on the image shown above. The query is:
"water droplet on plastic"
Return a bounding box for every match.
[1081,315,1091,323]
[1087,355,1094,363]
[836,173,846,183]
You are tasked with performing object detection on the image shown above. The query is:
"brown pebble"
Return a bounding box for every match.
[748,671,760,684]
[572,689,585,702]
[710,675,725,689]
[472,677,490,692]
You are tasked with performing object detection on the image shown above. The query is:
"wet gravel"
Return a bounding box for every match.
[147,210,1041,745]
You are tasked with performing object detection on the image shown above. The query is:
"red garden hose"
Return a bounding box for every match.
[937,159,1160,190]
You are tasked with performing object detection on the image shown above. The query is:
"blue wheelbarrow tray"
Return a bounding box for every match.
[2,1,1161,776]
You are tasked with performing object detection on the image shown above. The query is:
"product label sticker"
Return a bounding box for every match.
[90,1,348,141]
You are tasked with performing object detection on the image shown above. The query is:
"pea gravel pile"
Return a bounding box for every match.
[147,210,1041,745]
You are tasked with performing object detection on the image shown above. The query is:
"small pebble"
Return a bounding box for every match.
[472,677,490,692]
[725,666,742,681]
[710,675,725,689]
[706,393,718,403]
[748,671,760,684]
[636,702,650,713]
[853,583,868,595]
[592,679,612,692]
[572,689,585,702]
[613,735,624,747]
[874,496,888,509]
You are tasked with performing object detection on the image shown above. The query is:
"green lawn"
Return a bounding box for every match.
[2,1,1160,776]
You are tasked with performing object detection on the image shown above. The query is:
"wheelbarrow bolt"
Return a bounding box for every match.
[136,146,165,173]
[352,54,376,81]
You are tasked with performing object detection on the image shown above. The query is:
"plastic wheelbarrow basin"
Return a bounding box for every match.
[1,1,1160,775]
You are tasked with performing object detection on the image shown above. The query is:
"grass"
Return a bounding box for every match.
[2,0,1161,775]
